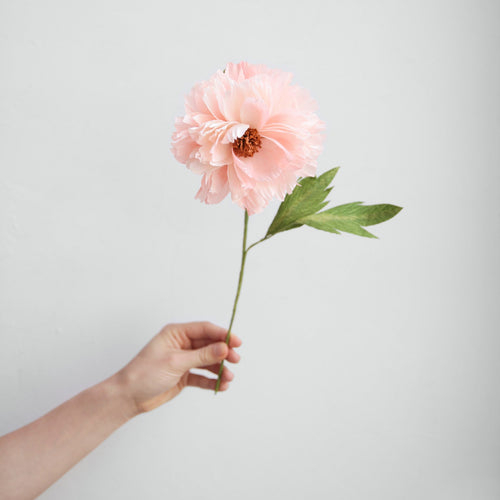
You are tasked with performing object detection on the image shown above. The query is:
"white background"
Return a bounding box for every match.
[1,1,499,498]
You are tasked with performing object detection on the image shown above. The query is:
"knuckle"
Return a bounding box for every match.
[200,377,211,389]
[199,348,212,365]
[164,352,179,367]
[159,323,174,340]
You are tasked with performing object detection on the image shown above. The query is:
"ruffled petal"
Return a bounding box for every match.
[222,123,249,143]
[171,117,198,164]
[240,97,269,130]
[195,166,229,204]
[232,137,287,181]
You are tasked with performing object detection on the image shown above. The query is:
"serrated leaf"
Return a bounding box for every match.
[297,202,403,238]
[266,167,339,236]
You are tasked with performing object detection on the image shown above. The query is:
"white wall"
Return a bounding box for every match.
[1,1,499,498]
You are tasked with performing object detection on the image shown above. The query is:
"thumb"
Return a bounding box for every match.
[174,342,228,371]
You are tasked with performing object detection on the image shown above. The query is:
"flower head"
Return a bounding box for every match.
[171,62,324,215]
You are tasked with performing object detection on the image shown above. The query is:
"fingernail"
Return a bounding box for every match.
[214,343,226,357]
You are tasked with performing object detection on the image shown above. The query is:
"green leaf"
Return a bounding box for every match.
[297,202,403,238]
[266,167,339,236]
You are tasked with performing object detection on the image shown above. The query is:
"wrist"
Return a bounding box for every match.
[97,372,141,423]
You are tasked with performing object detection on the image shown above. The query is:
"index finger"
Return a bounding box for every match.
[175,321,230,341]
[192,336,242,349]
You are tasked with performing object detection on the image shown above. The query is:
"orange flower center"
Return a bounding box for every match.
[232,128,262,158]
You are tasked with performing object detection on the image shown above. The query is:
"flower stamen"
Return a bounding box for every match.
[232,128,262,158]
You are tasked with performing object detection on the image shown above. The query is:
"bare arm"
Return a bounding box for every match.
[0,322,241,500]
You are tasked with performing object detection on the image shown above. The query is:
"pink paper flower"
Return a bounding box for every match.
[171,62,324,215]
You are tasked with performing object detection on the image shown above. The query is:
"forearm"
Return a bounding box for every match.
[0,374,137,500]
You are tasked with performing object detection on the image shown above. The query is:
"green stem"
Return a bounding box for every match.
[214,210,249,394]
[214,214,272,394]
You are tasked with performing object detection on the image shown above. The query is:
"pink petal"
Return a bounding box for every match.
[240,97,269,130]
[171,117,198,164]
[222,123,249,143]
[195,167,229,204]
[232,137,286,181]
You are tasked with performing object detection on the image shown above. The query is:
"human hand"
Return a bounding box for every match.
[115,322,242,414]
